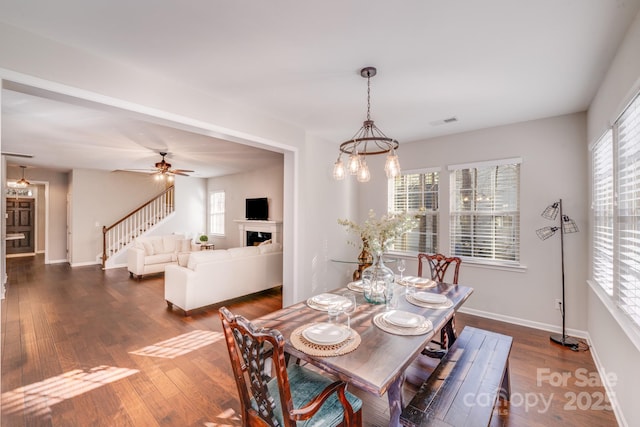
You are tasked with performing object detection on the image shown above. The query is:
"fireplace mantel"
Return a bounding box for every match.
[234,220,282,246]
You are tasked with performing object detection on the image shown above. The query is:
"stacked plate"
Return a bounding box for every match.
[306,293,348,311]
[406,291,453,309]
[347,280,364,292]
[399,276,437,288]
[301,322,351,346]
[374,310,433,335]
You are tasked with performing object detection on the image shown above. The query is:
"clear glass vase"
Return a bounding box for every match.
[362,251,395,304]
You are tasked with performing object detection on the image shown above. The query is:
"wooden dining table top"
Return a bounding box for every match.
[254,282,474,397]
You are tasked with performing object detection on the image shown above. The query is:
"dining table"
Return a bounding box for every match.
[254,280,474,427]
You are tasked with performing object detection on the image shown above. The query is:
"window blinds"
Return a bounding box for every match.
[388,171,439,253]
[592,130,614,294]
[449,161,520,264]
[617,95,640,325]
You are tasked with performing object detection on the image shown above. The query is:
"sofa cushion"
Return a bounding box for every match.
[187,250,232,270]
[142,240,155,256]
[178,238,192,253]
[145,253,174,265]
[163,235,178,253]
[258,242,282,254]
[149,237,164,254]
[228,246,260,258]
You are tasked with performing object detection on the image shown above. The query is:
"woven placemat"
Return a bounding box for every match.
[405,293,453,309]
[373,313,433,336]
[290,323,361,357]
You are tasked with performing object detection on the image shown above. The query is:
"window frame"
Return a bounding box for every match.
[209,190,225,236]
[387,168,440,256]
[448,157,522,268]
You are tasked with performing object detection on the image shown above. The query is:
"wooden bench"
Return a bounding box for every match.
[401,326,513,427]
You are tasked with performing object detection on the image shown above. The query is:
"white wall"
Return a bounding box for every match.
[207,162,284,249]
[357,113,589,333]
[586,10,640,427]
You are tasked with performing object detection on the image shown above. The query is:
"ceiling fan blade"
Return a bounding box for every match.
[171,169,194,173]
[172,171,190,176]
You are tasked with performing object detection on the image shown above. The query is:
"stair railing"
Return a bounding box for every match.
[102,185,175,269]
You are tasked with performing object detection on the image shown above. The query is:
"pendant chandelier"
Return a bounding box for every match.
[333,67,400,182]
[16,165,30,187]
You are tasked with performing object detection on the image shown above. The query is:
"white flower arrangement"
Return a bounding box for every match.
[338,209,418,254]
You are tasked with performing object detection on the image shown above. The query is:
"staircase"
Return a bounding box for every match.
[102,185,175,269]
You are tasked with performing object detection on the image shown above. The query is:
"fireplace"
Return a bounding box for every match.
[247,231,272,246]
[234,220,282,247]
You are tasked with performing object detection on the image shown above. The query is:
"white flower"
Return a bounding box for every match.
[338,210,418,254]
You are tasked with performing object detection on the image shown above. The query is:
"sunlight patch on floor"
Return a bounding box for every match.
[129,330,224,358]
[1,365,139,416]
[204,408,242,426]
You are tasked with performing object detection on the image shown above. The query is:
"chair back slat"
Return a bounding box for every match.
[417,253,461,284]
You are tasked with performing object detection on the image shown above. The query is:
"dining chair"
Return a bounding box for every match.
[417,253,461,285]
[219,307,363,427]
[417,253,462,356]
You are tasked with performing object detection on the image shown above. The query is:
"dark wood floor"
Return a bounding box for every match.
[1,255,618,426]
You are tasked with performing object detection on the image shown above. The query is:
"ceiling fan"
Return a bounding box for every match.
[121,152,194,180]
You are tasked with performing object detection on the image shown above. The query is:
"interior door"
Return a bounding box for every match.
[6,198,35,254]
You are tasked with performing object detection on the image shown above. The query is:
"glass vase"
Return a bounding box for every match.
[362,251,395,304]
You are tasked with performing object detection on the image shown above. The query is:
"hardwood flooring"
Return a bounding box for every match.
[1,255,618,426]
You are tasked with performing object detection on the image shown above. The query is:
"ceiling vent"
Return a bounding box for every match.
[429,116,458,126]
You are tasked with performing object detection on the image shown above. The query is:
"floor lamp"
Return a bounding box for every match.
[536,199,580,349]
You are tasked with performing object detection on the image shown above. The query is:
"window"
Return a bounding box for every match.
[593,92,640,327]
[592,130,614,294]
[449,158,521,265]
[209,191,225,236]
[388,170,439,254]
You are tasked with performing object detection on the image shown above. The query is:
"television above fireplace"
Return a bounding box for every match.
[246,197,269,220]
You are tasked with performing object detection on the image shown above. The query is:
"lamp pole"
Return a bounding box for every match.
[549,199,579,348]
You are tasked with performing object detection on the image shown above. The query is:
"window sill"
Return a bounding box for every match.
[385,251,527,273]
[588,279,640,353]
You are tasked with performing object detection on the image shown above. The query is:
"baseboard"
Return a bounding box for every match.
[458,306,589,339]
[46,259,70,265]
[70,260,101,267]
[587,334,628,427]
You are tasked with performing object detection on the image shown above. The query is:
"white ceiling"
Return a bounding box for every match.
[1,0,639,176]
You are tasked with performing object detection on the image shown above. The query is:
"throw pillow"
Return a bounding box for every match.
[150,237,164,254]
[142,240,155,256]
[258,239,272,246]
[163,235,178,253]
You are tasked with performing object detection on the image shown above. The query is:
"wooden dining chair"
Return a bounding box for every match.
[417,253,462,357]
[219,307,363,427]
[417,253,461,285]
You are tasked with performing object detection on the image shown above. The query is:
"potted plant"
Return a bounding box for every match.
[199,234,209,243]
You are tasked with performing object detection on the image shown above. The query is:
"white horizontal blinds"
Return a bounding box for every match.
[209,191,225,235]
[450,161,520,263]
[592,130,614,294]
[617,94,640,325]
[389,171,439,253]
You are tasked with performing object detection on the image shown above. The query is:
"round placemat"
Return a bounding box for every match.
[373,313,433,336]
[405,293,453,309]
[290,323,361,356]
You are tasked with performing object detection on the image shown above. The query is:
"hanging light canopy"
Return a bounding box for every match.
[15,165,30,187]
[333,67,400,183]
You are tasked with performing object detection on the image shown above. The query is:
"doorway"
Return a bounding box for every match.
[6,198,35,254]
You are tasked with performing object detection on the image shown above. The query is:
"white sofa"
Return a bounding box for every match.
[164,243,283,315]
[127,234,193,279]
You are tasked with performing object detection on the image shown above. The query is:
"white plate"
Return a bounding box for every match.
[311,293,346,306]
[383,310,425,328]
[413,292,448,304]
[302,323,351,345]
[347,280,364,290]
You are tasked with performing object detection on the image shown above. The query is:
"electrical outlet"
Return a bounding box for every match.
[555,299,562,310]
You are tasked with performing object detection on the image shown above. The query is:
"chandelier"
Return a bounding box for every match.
[15,165,30,187]
[333,67,400,182]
